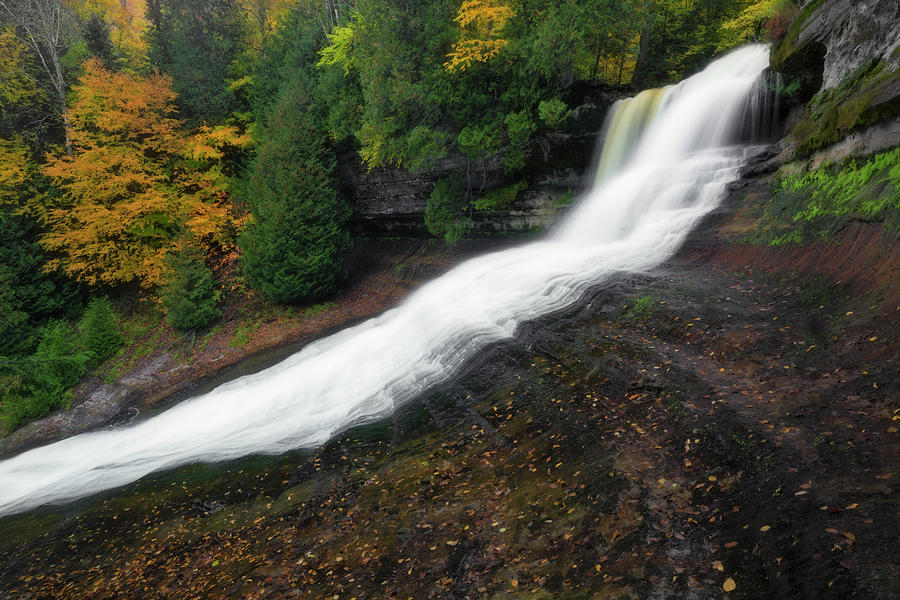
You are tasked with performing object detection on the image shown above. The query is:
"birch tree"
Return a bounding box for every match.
[0,0,78,154]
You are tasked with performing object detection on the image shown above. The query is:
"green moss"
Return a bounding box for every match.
[753,149,900,245]
[620,295,660,322]
[303,300,337,317]
[229,318,262,347]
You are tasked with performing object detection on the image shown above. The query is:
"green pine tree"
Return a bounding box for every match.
[239,76,350,304]
[83,13,119,70]
[79,296,123,366]
[145,0,245,121]
[161,248,221,331]
[0,211,80,357]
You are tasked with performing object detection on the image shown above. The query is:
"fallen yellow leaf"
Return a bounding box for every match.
[723,577,736,592]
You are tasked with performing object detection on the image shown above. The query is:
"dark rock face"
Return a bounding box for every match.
[772,0,900,158]
[777,0,899,91]
[337,103,610,238]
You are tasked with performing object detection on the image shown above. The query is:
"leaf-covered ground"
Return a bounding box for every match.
[1,214,897,598]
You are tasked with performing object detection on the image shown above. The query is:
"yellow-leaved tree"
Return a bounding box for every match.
[444,0,514,73]
[64,0,149,58]
[42,59,240,289]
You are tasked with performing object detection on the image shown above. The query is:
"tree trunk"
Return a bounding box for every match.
[50,51,72,155]
[632,22,652,89]
[591,38,603,80]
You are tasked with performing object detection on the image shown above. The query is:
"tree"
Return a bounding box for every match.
[0,26,47,137]
[425,176,467,244]
[444,0,515,73]
[79,295,122,365]
[239,76,350,304]
[0,320,90,433]
[146,0,246,121]
[0,0,79,153]
[161,247,220,331]
[0,210,79,356]
[82,12,118,69]
[41,60,240,288]
[41,59,181,287]
[66,0,149,59]
[240,0,292,53]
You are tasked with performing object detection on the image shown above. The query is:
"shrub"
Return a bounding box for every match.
[473,181,527,211]
[503,110,536,173]
[80,296,123,365]
[0,322,90,434]
[161,249,220,331]
[36,321,90,389]
[538,99,569,128]
[425,177,467,244]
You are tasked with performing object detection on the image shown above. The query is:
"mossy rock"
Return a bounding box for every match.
[770,0,828,74]
[791,61,900,156]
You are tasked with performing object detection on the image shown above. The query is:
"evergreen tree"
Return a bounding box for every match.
[239,77,350,304]
[0,321,90,434]
[146,0,245,121]
[35,320,89,390]
[0,211,79,357]
[161,248,221,331]
[79,296,123,366]
[83,13,119,70]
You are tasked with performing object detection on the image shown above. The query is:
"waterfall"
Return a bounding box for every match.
[0,45,772,518]
[592,86,670,183]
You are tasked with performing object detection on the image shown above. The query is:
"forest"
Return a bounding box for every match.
[0,0,796,434]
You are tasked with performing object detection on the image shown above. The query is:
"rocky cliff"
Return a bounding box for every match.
[771,0,900,160]
[337,99,612,238]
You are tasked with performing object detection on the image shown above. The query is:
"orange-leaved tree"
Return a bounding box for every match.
[42,59,239,289]
[444,0,514,73]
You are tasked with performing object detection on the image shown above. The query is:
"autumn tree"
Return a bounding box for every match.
[240,0,292,53]
[445,0,514,73]
[41,59,239,289]
[65,0,148,59]
[0,27,48,137]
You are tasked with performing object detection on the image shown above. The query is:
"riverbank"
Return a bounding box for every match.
[0,238,525,459]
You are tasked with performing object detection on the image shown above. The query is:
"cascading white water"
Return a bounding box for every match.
[0,45,771,518]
